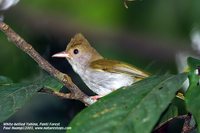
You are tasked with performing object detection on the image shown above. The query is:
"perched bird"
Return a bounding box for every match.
[52,33,149,100]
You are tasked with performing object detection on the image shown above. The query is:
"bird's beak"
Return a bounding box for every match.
[52,51,70,58]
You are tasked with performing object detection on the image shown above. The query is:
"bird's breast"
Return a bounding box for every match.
[79,68,134,96]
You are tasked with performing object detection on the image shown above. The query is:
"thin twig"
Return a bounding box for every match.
[0,21,95,105]
[39,88,94,102]
[39,88,73,99]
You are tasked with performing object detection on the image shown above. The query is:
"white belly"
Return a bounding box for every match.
[80,68,134,96]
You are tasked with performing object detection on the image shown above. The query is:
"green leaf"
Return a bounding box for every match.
[158,100,178,125]
[0,74,63,122]
[69,74,187,133]
[156,97,187,130]
[185,70,200,132]
[187,57,200,71]
[0,76,13,85]
[42,75,63,91]
[185,85,200,132]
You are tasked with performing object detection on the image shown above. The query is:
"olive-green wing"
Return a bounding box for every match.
[90,59,149,80]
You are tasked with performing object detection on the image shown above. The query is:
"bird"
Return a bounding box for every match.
[52,33,149,100]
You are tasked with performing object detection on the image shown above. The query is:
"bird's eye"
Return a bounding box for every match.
[73,49,79,54]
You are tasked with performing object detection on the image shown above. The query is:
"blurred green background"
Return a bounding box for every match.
[0,0,200,132]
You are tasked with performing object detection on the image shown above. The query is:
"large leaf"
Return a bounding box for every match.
[187,57,200,71]
[0,74,63,122]
[69,74,187,133]
[184,57,200,132]
[0,76,13,85]
[185,85,200,132]
[185,69,200,132]
[158,100,178,125]
[42,75,63,91]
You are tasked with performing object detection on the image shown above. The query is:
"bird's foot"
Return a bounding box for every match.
[90,95,103,101]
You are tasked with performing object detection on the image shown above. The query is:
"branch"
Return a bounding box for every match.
[0,21,95,105]
[39,88,76,100]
